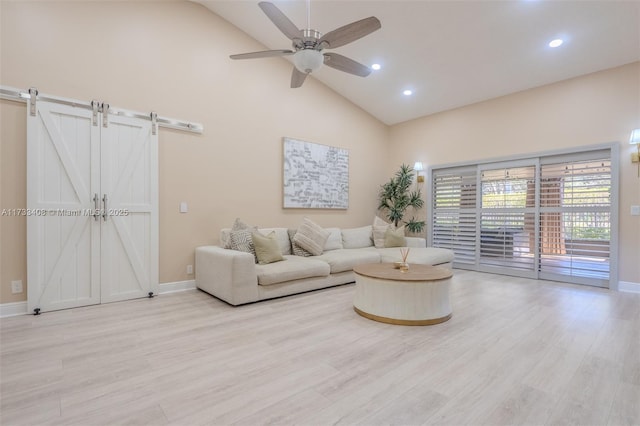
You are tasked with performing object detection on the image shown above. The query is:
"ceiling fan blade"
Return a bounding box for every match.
[319,16,381,49]
[291,67,308,88]
[230,50,294,60]
[259,2,301,41]
[323,53,371,77]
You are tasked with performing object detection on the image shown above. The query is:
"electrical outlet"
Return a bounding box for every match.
[11,280,23,294]
[186,265,193,275]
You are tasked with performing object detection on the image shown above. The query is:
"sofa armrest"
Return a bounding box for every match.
[405,237,426,248]
[195,246,259,305]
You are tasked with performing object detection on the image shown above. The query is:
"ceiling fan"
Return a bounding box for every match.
[230,1,381,88]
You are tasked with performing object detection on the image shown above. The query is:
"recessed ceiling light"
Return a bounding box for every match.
[548,39,563,48]
[371,63,381,70]
[403,89,413,96]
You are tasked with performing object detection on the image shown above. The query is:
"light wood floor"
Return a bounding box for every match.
[1,270,639,426]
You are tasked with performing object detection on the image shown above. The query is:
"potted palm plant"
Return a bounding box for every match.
[378,164,425,233]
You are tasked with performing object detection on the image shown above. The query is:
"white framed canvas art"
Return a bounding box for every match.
[283,137,349,209]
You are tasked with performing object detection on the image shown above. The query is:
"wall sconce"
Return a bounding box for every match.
[414,161,424,183]
[631,129,640,177]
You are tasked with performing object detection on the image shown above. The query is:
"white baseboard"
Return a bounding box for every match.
[1,281,196,318]
[0,301,28,318]
[158,279,196,294]
[618,281,640,294]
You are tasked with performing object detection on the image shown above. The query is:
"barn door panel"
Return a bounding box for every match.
[27,101,100,313]
[99,114,158,303]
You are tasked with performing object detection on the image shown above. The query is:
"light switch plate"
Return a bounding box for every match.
[631,205,640,216]
[180,202,188,213]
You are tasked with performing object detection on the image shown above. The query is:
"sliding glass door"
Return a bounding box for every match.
[538,154,612,287]
[478,163,537,277]
[429,146,616,288]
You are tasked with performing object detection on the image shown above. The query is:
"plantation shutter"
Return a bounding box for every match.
[538,152,611,286]
[478,164,537,276]
[428,145,616,289]
[431,167,477,267]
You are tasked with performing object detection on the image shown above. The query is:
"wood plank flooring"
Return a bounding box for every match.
[1,270,639,425]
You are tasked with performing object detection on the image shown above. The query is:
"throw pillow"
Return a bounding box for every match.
[222,218,255,249]
[373,215,392,248]
[293,218,330,256]
[384,225,406,248]
[288,229,312,257]
[229,229,256,260]
[252,231,285,265]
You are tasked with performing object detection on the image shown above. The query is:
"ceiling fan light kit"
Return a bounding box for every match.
[230,1,381,88]
[293,49,323,74]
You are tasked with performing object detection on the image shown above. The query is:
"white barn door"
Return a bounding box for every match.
[100,114,158,303]
[27,101,101,313]
[27,100,158,314]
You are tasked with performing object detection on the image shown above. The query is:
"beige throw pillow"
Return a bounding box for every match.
[293,218,330,256]
[384,225,406,248]
[252,231,285,265]
[373,215,392,248]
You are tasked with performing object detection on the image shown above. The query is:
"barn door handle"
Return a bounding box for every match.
[102,194,108,221]
[93,194,100,221]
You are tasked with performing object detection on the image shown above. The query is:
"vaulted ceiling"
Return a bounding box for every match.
[196,0,640,125]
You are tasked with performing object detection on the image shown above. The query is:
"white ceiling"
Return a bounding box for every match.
[195,0,640,125]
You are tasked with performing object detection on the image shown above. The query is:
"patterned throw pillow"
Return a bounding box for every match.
[293,218,330,256]
[223,218,255,249]
[229,229,256,261]
[288,229,312,257]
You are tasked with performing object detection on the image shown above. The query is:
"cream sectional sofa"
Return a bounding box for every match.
[195,226,454,306]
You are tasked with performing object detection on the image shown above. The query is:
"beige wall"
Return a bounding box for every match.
[389,62,640,285]
[0,1,390,303]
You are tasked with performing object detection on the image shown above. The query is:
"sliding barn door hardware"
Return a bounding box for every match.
[101,103,109,128]
[91,100,100,126]
[28,87,38,116]
[150,112,158,135]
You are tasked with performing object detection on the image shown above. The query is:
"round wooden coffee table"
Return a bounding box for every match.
[353,263,453,326]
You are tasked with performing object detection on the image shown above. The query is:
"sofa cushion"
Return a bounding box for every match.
[323,228,344,251]
[252,231,285,265]
[314,249,381,274]
[341,225,373,249]
[384,225,406,248]
[377,247,455,265]
[256,255,330,286]
[293,218,330,256]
